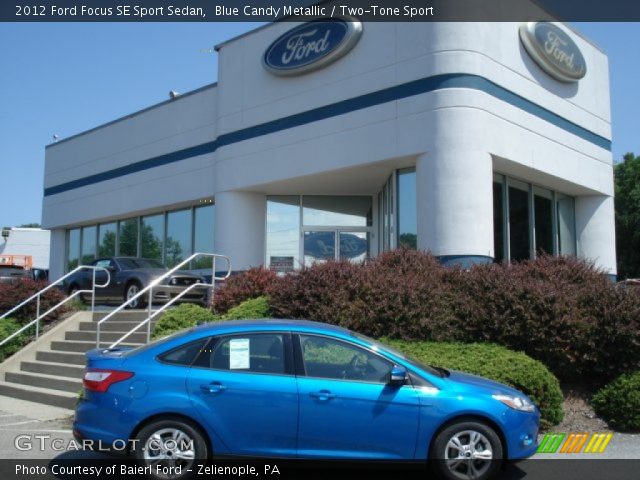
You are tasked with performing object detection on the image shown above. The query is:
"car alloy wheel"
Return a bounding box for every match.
[444,430,493,480]
[143,428,195,478]
[126,283,141,309]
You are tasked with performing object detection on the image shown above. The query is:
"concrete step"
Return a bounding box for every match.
[5,371,82,394]
[92,311,162,322]
[20,360,85,379]
[36,350,87,366]
[0,381,77,410]
[50,340,141,353]
[66,330,148,343]
[78,321,155,332]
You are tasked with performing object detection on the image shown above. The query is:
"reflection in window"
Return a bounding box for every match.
[508,181,530,262]
[81,226,97,265]
[141,214,164,261]
[304,231,336,265]
[98,223,116,258]
[493,177,505,262]
[166,209,192,268]
[266,196,300,272]
[67,229,80,271]
[534,188,554,256]
[557,195,576,256]
[339,232,369,263]
[118,218,138,257]
[303,196,372,227]
[380,175,394,251]
[193,205,215,269]
[397,168,417,249]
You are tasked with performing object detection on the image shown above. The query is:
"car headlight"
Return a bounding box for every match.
[492,394,536,412]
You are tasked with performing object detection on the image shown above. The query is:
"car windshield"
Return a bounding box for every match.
[352,332,445,378]
[117,258,166,270]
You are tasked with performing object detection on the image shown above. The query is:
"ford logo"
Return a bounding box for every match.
[519,22,586,83]
[263,17,363,76]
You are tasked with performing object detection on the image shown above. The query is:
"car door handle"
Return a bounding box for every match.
[309,390,336,401]
[200,382,226,394]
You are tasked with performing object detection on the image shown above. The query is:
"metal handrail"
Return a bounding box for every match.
[96,253,231,347]
[0,266,111,348]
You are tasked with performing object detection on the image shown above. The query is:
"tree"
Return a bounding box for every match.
[18,223,41,228]
[614,152,640,279]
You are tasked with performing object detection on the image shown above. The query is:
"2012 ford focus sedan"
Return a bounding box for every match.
[74,320,540,480]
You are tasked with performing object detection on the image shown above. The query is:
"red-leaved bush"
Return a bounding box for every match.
[213,249,640,384]
[0,278,69,324]
[212,267,277,314]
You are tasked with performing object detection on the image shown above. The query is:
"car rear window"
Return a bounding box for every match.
[158,339,209,366]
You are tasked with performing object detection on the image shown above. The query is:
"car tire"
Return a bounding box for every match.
[124,282,146,310]
[430,420,503,480]
[68,284,85,303]
[132,418,208,480]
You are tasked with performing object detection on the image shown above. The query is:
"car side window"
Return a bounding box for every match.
[194,334,286,375]
[299,335,393,383]
[158,339,209,366]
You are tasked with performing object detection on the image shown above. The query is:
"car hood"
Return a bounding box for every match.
[126,268,201,278]
[446,369,527,398]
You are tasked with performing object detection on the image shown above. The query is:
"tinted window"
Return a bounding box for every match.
[299,335,392,383]
[195,334,285,374]
[117,258,165,269]
[158,339,208,366]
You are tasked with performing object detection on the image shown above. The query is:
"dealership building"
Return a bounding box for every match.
[41,20,616,281]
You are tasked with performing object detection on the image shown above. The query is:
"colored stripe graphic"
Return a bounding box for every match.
[537,433,566,453]
[539,433,613,454]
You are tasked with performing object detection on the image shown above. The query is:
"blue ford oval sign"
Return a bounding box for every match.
[263,17,363,76]
[519,22,586,83]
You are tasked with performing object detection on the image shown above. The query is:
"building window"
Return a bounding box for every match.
[98,222,116,258]
[67,228,80,270]
[141,214,164,261]
[118,218,138,257]
[266,196,301,273]
[397,168,417,249]
[493,174,576,262]
[193,204,215,269]
[302,196,371,227]
[165,209,192,268]
[81,226,97,265]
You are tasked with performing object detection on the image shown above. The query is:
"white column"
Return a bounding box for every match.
[416,111,494,264]
[48,229,66,280]
[575,195,617,277]
[214,191,266,271]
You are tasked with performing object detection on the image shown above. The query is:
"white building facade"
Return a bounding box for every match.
[42,21,616,281]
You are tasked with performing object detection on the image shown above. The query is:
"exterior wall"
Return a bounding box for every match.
[0,228,51,269]
[40,21,616,276]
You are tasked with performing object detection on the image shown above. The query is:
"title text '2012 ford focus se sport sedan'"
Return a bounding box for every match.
[74,320,540,480]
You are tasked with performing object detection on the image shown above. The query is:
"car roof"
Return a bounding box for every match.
[191,318,353,336]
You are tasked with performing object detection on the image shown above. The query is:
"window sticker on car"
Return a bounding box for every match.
[229,338,250,369]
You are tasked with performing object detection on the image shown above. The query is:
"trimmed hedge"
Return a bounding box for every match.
[0,278,68,324]
[382,339,564,427]
[239,249,640,385]
[152,304,216,340]
[213,267,277,314]
[217,296,271,320]
[592,372,640,431]
[0,318,29,362]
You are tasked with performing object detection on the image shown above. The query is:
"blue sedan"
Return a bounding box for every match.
[74,319,540,480]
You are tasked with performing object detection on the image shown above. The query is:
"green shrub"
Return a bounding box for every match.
[381,339,564,427]
[152,304,216,340]
[592,372,640,431]
[0,318,29,362]
[219,296,271,320]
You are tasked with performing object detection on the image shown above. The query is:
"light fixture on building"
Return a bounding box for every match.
[169,90,180,99]
[1,228,10,240]
[52,134,59,142]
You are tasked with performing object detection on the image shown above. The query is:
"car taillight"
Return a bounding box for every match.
[83,369,134,393]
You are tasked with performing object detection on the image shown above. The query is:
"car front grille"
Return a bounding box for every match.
[169,277,200,287]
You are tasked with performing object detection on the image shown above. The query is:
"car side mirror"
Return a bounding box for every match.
[389,365,408,386]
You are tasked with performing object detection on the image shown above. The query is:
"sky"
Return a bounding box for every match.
[0,22,638,227]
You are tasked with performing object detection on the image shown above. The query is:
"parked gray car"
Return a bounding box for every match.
[64,257,207,309]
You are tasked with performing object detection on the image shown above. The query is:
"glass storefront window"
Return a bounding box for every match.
[534,187,554,256]
[193,204,215,269]
[493,176,505,262]
[97,222,116,258]
[118,218,138,257]
[141,214,164,262]
[303,196,372,227]
[166,209,192,268]
[67,229,80,271]
[339,232,369,263]
[304,231,336,265]
[266,196,300,272]
[557,194,576,256]
[81,226,97,265]
[397,168,417,249]
[508,180,531,262]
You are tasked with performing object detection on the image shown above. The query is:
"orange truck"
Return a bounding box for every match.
[0,255,35,284]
